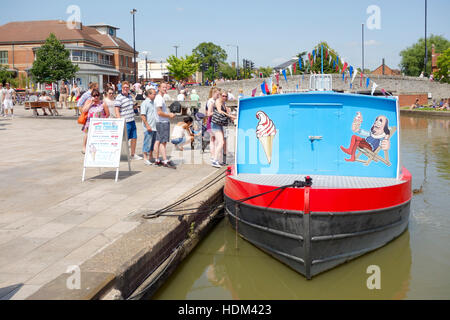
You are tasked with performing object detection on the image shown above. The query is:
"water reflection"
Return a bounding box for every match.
[154,220,412,300]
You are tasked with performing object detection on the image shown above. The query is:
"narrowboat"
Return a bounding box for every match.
[224,75,412,280]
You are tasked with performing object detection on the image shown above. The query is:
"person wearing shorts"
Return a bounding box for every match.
[154,82,175,168]
[115,81,142,161]
[141,89,158,166]
[3,83,15,118]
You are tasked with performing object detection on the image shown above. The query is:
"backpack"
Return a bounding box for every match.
[169,101,181,114]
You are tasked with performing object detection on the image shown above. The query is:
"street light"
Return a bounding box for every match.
[424,0,428,76]
[173,45,180,58]
[227,44,240,80]
[130,8,137,84]
[141,51,150,80]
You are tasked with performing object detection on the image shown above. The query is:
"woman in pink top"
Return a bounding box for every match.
[81,89,110,154]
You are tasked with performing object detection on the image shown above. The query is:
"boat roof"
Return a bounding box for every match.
[232,174,404,189]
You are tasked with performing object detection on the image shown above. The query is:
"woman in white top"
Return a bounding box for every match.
[103,87,116,117]
[206,88,221,163]
[171,116,194,151]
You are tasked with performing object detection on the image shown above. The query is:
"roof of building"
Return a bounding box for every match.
[86,23,120,30]
[0,20,135,53]
[371,64,401,75]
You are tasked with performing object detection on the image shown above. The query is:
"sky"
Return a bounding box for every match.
[1,0,449,71]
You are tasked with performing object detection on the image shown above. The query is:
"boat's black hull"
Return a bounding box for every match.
[225,195,411,279]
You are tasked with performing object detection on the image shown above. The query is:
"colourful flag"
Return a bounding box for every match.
[252,88,257,97]
[349,66,353,79]
[282,69,287,82]
[312,50,316,60]
[366,77,370,88]
[276,73,280,85]
[299,58,302,70]
[381,88,387,97]
[342,72,345,82]
[342,62,348,73]
[265,81,270,95]
[293,63,297,74]
[261,82,266,95]
[325,50,328,59]
[288,65,293,76]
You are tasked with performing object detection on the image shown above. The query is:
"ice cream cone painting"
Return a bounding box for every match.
[256,111,277,164]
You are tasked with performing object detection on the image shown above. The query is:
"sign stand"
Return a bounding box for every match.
[82,118,131,183]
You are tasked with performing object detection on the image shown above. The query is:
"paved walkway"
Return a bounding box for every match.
[0,106,233,300]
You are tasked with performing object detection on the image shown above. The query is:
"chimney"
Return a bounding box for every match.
[382,58,385,75]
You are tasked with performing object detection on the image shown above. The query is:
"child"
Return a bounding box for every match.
[171,116,195,151]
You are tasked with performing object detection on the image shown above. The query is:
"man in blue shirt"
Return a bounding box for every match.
[140,89,158,166]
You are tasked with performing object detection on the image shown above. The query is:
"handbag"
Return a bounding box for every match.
[211,106,229,127]
[77,111,88,125]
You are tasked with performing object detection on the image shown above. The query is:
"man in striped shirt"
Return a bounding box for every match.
[115,81,143,161]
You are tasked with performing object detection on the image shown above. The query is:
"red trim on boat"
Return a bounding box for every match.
[225,168,412,213]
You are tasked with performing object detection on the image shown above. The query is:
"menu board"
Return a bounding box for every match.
[84,118,125,168]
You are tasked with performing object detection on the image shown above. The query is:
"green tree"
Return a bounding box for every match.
[29,33,79,84]
[434,48,450,83]
[193,42,227,81]
[0,65,15,84]
[167,54,199,81]
[259,67,273,78]
[400,35,450,77]
[219,63,237,80]
[307,41,342,74]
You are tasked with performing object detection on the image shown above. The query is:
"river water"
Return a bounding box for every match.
[153,114,450,300]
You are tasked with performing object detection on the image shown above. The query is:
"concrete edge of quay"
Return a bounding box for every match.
[400,109,450,117]
[26,168,228,301]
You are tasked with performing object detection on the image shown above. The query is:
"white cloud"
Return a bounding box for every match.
[176,7,184,12]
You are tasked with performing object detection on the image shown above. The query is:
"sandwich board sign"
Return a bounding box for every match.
[82,118,131,183]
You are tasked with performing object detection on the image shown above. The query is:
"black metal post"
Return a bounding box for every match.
[424,0,428,76]
[362,24,365,74]
[131,9,137,84]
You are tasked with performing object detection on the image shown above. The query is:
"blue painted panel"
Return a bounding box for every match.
[236,92,399,179]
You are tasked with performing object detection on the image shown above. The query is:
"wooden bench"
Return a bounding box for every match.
[24,101,58,117]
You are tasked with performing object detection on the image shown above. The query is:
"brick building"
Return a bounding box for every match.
[0,20,137,90]
[371,59,401,76]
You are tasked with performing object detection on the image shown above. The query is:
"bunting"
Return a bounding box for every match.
[252,88,257,97]
[276,73,280,85]
[261,82,267,95]
[282,69,287,82]
[371,82,378,96]
[293,63,297,74]
[366,77,371,88]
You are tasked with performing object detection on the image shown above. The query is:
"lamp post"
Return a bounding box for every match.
[130,8,137,84]
[227,44,240,80]
[362,23,365,74]
[424,0,428,76]
[173,45,180,58]
[141,51,150,80]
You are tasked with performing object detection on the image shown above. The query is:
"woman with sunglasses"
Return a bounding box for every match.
[210,91,236,168]
[80,89,110,154]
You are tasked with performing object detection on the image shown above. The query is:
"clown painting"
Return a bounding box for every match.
[341,112,394,166]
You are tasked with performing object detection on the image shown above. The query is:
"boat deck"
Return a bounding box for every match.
[231,174,404,189]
